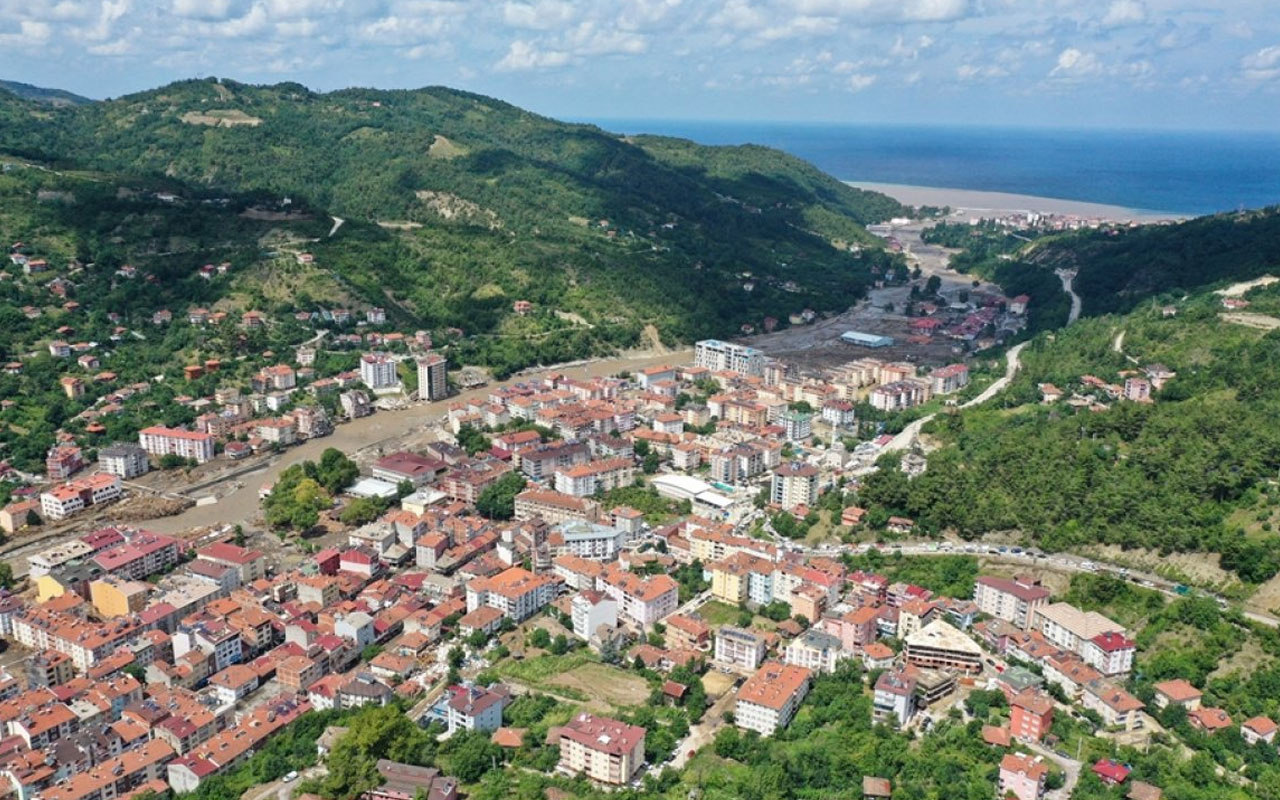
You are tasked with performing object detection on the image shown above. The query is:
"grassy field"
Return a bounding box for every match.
[493,652,597,685]
[698,601,743,627]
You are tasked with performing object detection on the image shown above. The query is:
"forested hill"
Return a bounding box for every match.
[857,286,1280,582]
[0,78,906,358]
[0,80,91,107]
[1024,207,1280,316]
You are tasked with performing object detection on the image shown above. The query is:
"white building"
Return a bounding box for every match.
[783,629,848,674]
[770,462,818,512]
[360,353,401,390]
[1081,632,1136,676]
[715,626,766,671]
[973,576,1050,630]
[570,590,618,642]
[735,662,811,736]
[550,521,625,560]
[1033,603,1125,656]
[694,339,765,377]
[98,443,151,479]
[873,669,917,727]
[139,426,215,463]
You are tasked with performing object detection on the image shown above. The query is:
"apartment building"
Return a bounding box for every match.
[554,713,646,785]
[98,443,150,479]
[783,629,848,674]
[138,426,215,464]
[553,458,634,498]
[601,568,678,630]
[972,575,1050,630]
[714,626,767,671]
[513,489,600,526]
[417,354,448,402]
[872,669,917,727]
[998,753,1048,800]
[735,662,811,736]
[1081,631,1136,676]
[1010,689,1054,742]
[549,521,624,561]
[465,567,558,622]
[770,462,818,512]
[40,474,123,520]
[1032,603,1125,656]
[360,353,400,390]
[694,339,765,376]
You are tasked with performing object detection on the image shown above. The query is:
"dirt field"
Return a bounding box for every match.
[701,670,737,699]
[1221,312,1280,330]
[1216,275,1280,297]
[548,662,651,709]
[736,222,1001,373]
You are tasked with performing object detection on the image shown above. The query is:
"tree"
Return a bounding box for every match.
[340,497,386,526]
[0,562,13,590]
[316,447,359,494]
[549,635,569,655]
[476,471,526,520]
[642,451,660,474]
[440,730,503,783]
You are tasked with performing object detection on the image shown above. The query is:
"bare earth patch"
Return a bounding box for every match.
[547,663,651,710]
[1221,312,1280,331]
[428,134,467,159]
[1216,275,1279,297]
[1081,544,1237,590]
[180,109,263,127]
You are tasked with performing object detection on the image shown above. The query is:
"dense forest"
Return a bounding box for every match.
[0,78,909,352]
[856,289,1280,580]
[927,207,1280,319]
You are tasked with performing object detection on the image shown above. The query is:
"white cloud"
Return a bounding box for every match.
[501,1,576,30]
[789,0,971,24]
[173,0,239,20]
[495,39,571,70]
[956,63,1008,80]
[1241,44,1280,81]
[1101,0,1145,28]
[1049,47,1102,78]
[846,73,875,91]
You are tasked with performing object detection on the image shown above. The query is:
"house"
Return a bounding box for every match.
[445,684,509,734]
[553,713,646,785]
[1092,759,1131,786]
[735,661,811,736]
[1188,706,1232,734]
[1083,681,1145,731]
[1242,715,1278,745]
[998,753,1048,800]
[861,776,892,799]
[1152,679,1201,710]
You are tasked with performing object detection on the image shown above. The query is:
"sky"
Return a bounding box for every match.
[1,0,1278,130]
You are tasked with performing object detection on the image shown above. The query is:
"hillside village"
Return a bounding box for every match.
[0,323,1262,800]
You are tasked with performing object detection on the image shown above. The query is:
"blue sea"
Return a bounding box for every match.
[585,120,1280,217]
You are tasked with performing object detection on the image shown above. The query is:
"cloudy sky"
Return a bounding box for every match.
[1,0,1277,129]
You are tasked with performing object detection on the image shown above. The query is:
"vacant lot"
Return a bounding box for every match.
[548,662,651,709]
[701,670,737,699]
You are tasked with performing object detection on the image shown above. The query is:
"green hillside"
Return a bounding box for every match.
[856,287,1280,582]
[0,78,907,365]
[0,79,92,107]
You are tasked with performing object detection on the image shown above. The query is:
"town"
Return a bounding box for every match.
[0,322,1241,800]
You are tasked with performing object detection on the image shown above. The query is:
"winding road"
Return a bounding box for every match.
[1056,268,1082,325]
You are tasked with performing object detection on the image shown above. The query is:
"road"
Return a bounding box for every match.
[1023,738,1081,800]
[792,537,1278,628]
[668,684,737,771]
[883,340,1028,454]
[1056,269,1082,325]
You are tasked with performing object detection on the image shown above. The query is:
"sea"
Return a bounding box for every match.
[583,119,1280,217]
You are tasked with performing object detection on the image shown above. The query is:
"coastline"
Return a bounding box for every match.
[848,181,1186,222]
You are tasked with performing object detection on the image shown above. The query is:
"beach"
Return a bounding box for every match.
[849,181,1185,222]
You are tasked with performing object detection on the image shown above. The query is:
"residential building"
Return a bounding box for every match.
[998,753,1048,800]
[735,662,811,736]
[418,354,448,402]
[1083,681,1145,731]
[1081,632,1136,676]
[1152,679,1202,710]
[783,629,847,674]
[694,339,765,377]
[514,489,600,526]
[445,684,509,734]
[929,363,970,395]
[465,567,558,622]
[554,713,646,785]
[1010,689,1054,742]
[770,462,818,512]
[714,626,767,672]
[872,669,916,727]
[549,521,624,560]
[1243,716,1278,746]
[570,590,618,643]
[601,568,678,630]
[138,426,215,464]
[972,575,1050,630]
[1033,603,1125,656]
[46,445,87,480]
[360,353,400,390]
[98,443,150,479]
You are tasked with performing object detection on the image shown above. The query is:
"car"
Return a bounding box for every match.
[1011,547,1023,554]
[998,546,1009,553]
[283,772,298,783]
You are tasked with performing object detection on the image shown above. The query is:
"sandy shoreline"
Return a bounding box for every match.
[849,181,1186,222]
